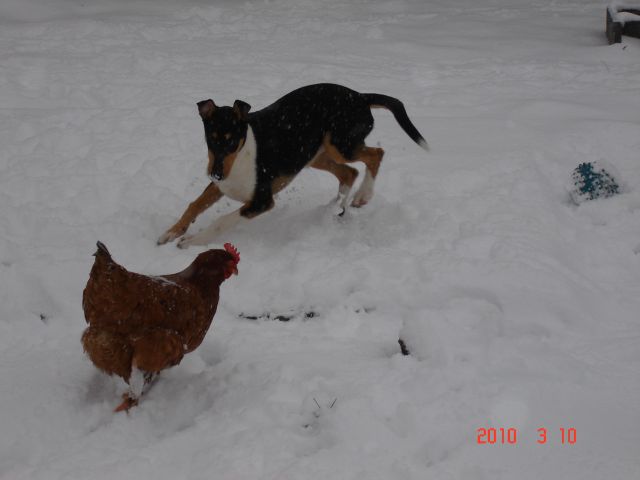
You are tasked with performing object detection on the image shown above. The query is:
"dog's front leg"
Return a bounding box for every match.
[177,187,274,248]
[157,183,223,245]
[177,207,247,249]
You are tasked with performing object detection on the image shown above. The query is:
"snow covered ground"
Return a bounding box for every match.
[1,0,639,478]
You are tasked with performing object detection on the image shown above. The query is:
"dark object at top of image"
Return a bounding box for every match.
[606,3,640,44]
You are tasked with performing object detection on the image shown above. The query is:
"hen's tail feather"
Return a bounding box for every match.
[94,241,112,258]
[362,93,429,151]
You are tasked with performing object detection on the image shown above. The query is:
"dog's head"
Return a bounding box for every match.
[197,99,251,181]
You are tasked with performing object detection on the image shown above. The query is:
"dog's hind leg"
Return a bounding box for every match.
[323,135,384,209]
[158,183,223,245]
[309,152,359,215]
[351,145,384,208]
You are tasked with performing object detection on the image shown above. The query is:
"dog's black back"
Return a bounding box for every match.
[249,84,374,181]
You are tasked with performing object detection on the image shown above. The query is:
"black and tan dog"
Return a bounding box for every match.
[158,83,428,248]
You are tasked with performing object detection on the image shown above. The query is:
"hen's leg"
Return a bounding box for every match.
[114,330,184,412]
[114,369,158,412]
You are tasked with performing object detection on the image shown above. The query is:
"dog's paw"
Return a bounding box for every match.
[177,235,194,249]
[177,233,210,249]
[157,227,185,245]
[351,196,370,208]
[332,202,346,217]
[332,189,351,216]
[351,187,374,208]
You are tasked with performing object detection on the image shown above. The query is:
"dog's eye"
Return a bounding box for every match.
[212,132,218,140]
[224,133,232,140]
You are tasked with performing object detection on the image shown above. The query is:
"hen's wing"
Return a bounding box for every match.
[82,242,194,335]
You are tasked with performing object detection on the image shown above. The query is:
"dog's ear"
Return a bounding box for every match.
[233,100,251,120]
[197,99,216,119]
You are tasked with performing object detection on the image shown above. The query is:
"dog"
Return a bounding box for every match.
[157,83,428,248]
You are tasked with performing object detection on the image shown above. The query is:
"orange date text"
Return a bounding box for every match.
[476,427,576,445]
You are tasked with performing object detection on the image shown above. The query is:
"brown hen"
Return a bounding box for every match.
[81,241,239,412]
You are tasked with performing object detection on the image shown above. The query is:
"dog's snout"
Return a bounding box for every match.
[207,153,224,181]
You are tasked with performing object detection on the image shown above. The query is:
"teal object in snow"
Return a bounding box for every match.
[570,162,620,204]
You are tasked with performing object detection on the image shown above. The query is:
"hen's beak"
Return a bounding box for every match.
[226,262,238,277]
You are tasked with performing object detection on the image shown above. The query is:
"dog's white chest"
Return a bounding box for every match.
[215,126,257,203]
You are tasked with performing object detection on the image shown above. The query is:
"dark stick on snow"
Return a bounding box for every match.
[398,338,410,356]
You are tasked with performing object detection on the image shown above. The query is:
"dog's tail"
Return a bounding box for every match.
[362,93,429,151]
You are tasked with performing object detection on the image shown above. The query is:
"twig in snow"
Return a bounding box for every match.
[398,338,410,356]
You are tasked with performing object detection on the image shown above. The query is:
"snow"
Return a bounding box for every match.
[1,0,640,479]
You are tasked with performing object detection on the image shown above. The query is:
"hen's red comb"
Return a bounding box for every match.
[224,243,240,264]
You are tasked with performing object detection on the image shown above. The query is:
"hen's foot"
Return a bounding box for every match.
[114,393,139,413]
